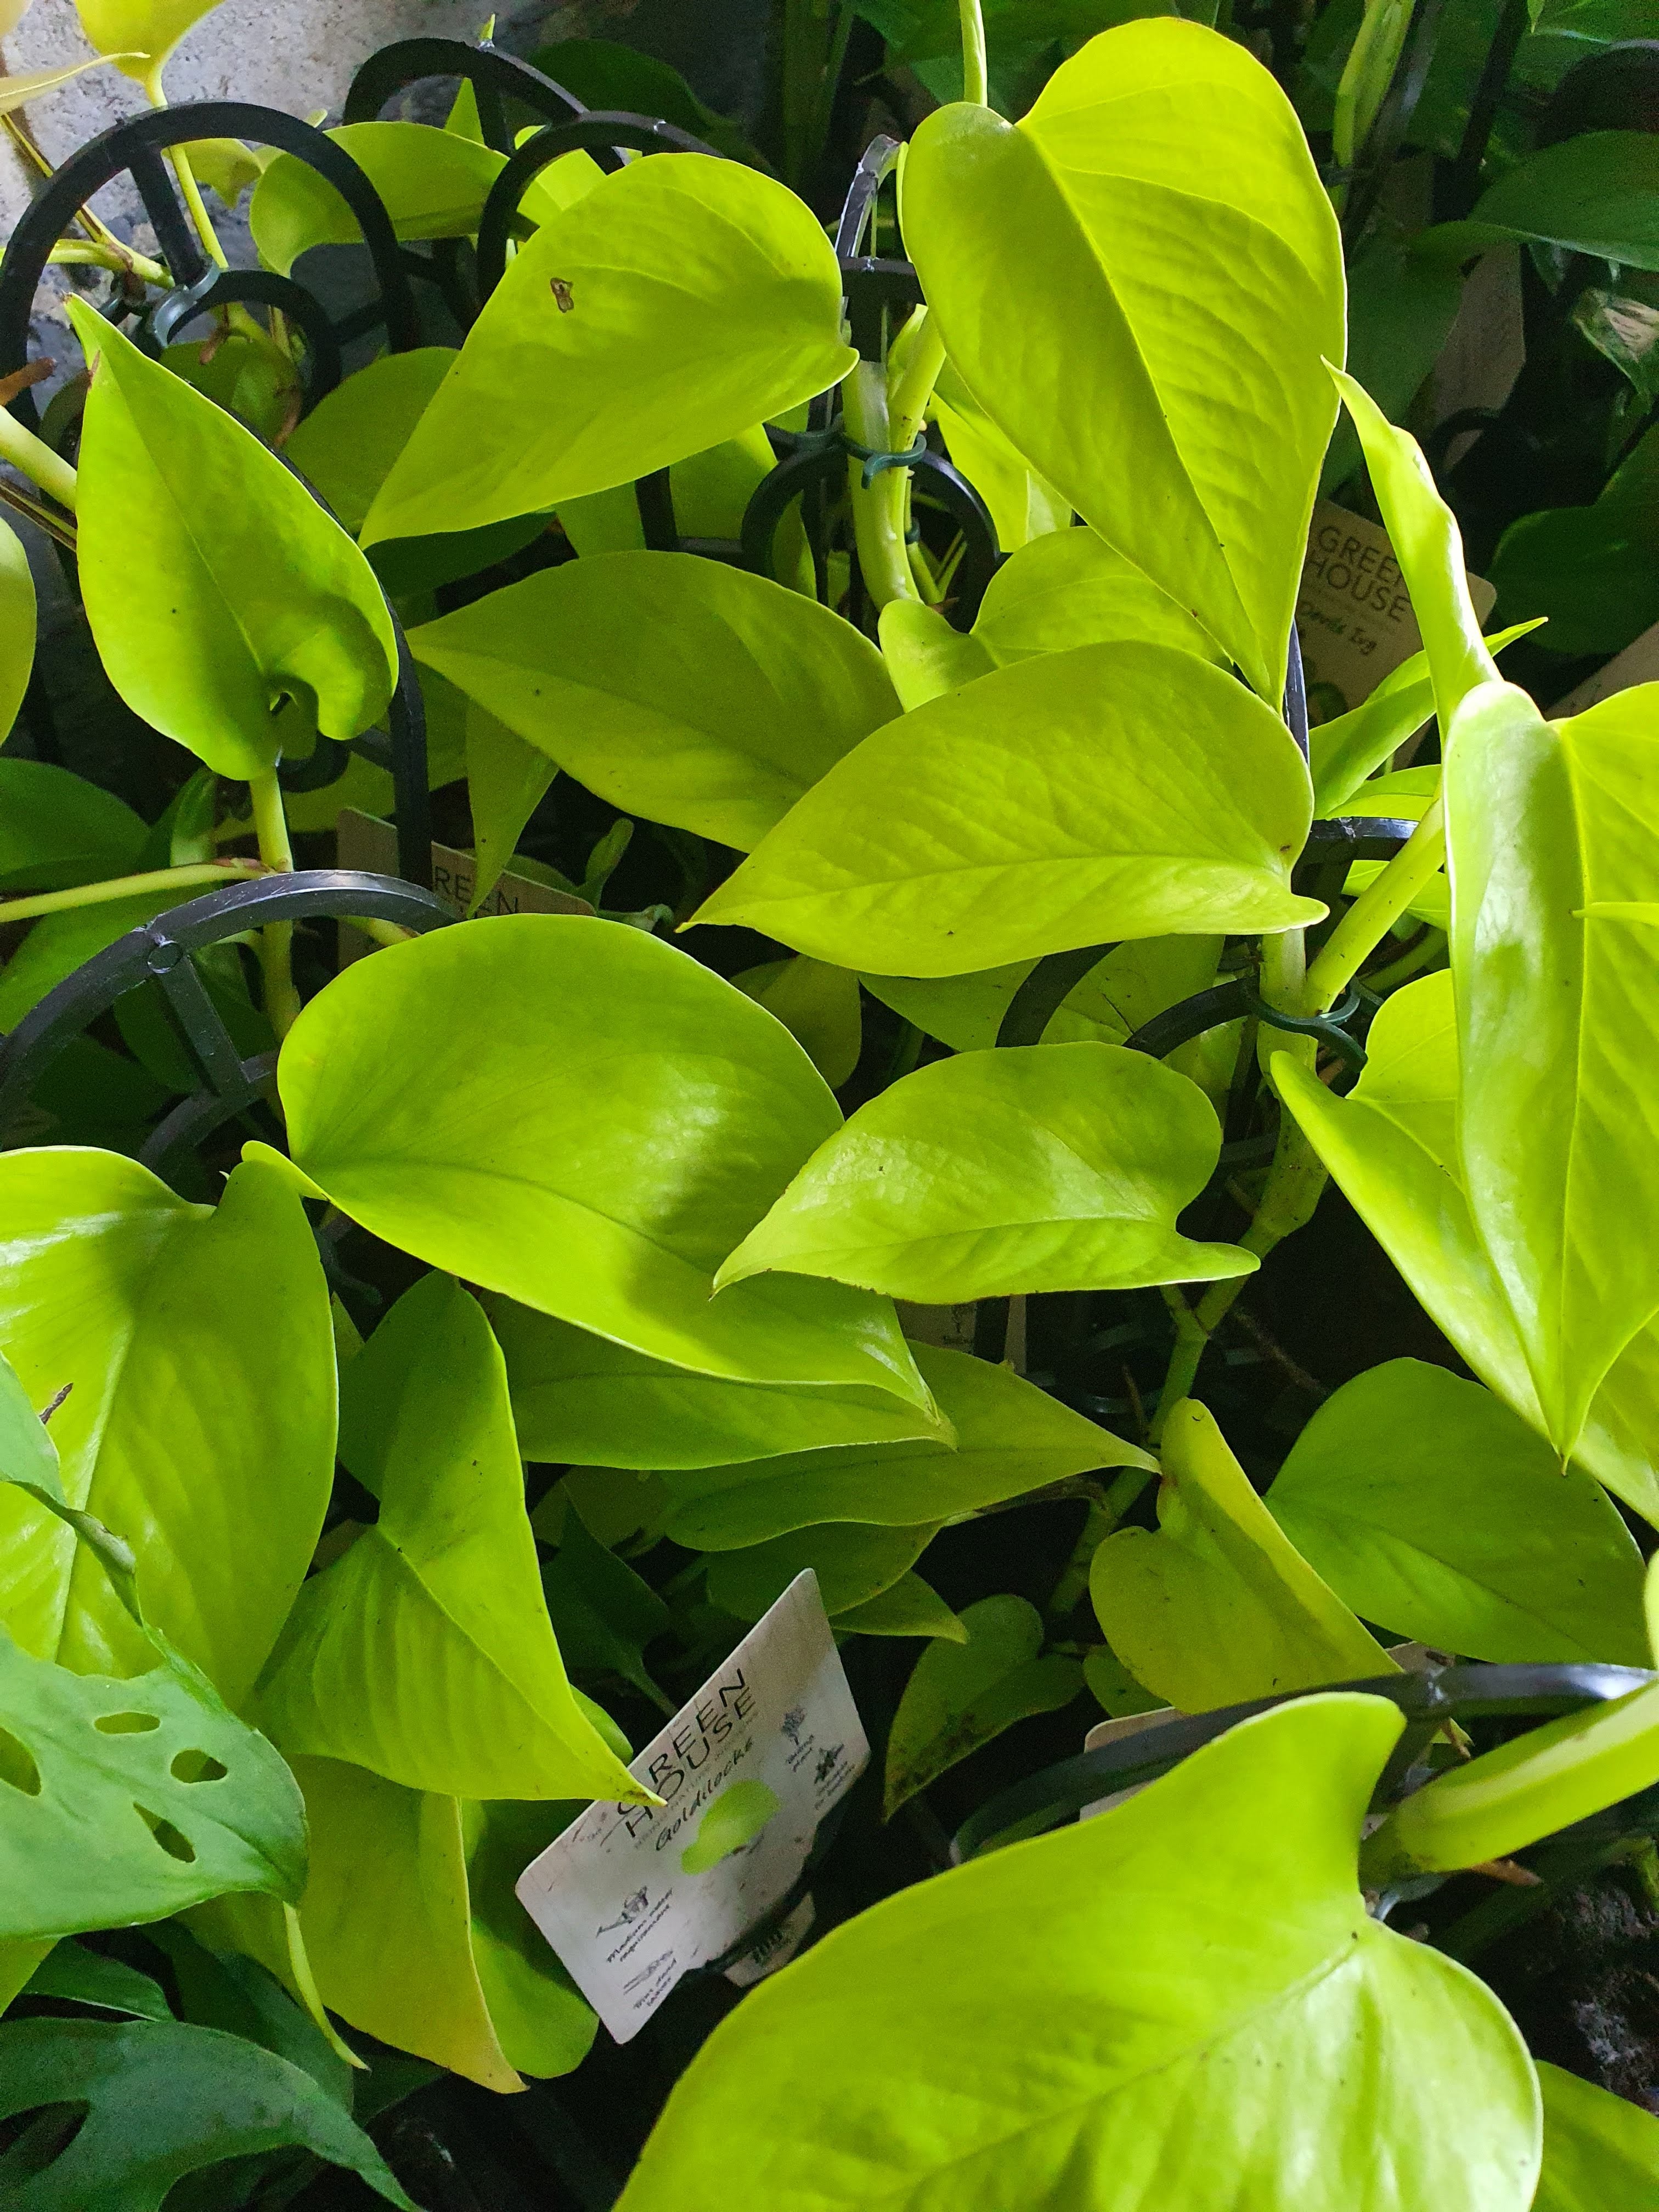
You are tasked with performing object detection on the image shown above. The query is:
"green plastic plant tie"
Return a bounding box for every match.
[1239,978,1369,1072]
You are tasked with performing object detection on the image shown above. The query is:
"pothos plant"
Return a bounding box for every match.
[0,0,1658,2205]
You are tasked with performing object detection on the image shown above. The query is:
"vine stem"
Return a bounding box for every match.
[144,68,229,272]
[0,860,263,924]
[0,405,78,512]
[1045,1463,1157,1625]
[249,770,302,1039]
[1305,793,1446,1012]
[958,0,989,104]
[50,238,169,286]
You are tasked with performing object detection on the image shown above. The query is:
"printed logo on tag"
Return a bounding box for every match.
[515,1570,867,2042]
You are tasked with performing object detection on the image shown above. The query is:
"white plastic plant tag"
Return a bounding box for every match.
[515,1570,867,2043]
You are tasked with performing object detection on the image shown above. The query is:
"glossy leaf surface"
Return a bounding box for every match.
[693,642,1321,975]
[885,1594,1084,1815]
[364,156,856,544]
[719,1041,1254,1302]
[70,303,397,779]
[256,1273,639,1804]
[1091,1401,1395,1711]
[662,1344,1150,1550]
[0,2017,416,2210]
[1446,679,1659,1454]
[1270,1359,1646,1663]
[409,554,898,850]
[272,917,928,1402]
[620,1697,1540,2212]
[904,21,1344,699]
[0,1150,335,1701]
[0,761,145,894]
[492,1299,944,1471]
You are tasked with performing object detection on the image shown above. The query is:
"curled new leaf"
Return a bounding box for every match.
[717,1041,1255,1303]
[693,642,1322,975]
[68,302,398,780]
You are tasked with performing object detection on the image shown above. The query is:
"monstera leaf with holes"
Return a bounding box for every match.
[618,1697,1542,2211]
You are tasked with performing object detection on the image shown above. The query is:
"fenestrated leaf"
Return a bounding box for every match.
[492,1299,946,1471]
[267,916,931,1404]
[1091,1400,1396,1712]
[67,301,398,780]
[0,1623,307,1940]
[283,346,455,537]
[256,1272,641,1804]
[0,515,35,744]
[1444,678,1659,1455]
[409,553,899,850]
[884,1594,1084,1815]
[363,156,856,546]
[971,525,1224,670]
[661,1343,1151,1550]
[732,956,863,1090]
[1268,1360,1648,1664]
[0,2016,417,2211]
[864,935,1222,1054]
[718,1041,1254,1303]
[0,761,145,894]
[251,121,602,275]
[692,641,1322,975]
[0,1150,335,1703]
[834,1573,966,1641]
[903,20,1345,700]
[704,1523,937,1622]
[621,1697,1541,2212]
[291,1754,520,2093]
[1274,973,1659,1522]
[1533,2061,1659,2212]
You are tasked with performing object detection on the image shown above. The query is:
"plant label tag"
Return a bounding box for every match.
[334,808,592,963]
[515,1570,867,2043]
[1297,503,1496,717]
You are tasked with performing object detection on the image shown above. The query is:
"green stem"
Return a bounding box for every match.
[844,362,919,611]
[49,239,170,286]
[145,69,229,273]
[958,0,990,104]
[1304,794,1446,1013]
[1364,923,1446,996]
[0,406,78,512]
[0,860,263,926]
[1045,1462,1156,1624]
[249,770,302,1039]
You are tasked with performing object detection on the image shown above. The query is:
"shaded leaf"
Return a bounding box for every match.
[22,1941,171,2021]
[541,1502,671,1706]
[971,524,1223,669]
[834,1573,966,1641]
[705,1523,937,1622]
[1533,2060,1659,2211]
[283,346,455,537]
[862,934,1222,1053]
[462,1797,596,2079]
[884,1594,1083,1814]
[732,956,863,1090]
[0,761,146,895]
[0,515,35,742]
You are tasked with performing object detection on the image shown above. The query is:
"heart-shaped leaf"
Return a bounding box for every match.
[1091,1400,1396,1711]
[619,1696,1541,2212]
[1275,975,1659,1522]
[266,916,929,1404]
[256,1273,640,1804]
[408,553,899,851]
[692,641,1322,975]
[903,21,1344,700]
[717,1041,1254,1302]
[1268,1359,1648,1664]
[491,1299,946,1471]
[0,1150,335,1705]
[363,155,856,545]
[884,1594,1084,1815]
[68,302,398,781]
[660,1343,1150,1550]
[0,2016,416,2211]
